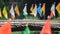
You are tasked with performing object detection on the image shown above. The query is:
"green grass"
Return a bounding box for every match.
[23,16,40,20]
[52,17,60,21]
[0,15,60,21]
[12,31,40,34]
[23,16,60,21]
[12,31,60,34]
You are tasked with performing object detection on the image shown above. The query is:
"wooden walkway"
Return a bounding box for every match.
[0,20,60,28]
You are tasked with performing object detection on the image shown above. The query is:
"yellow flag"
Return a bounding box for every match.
[41,3,45,16]
[56,3,60,15]
[30,4,34,15]
[30,4,37,16]
[2,6,8,19]
[0,9,2,18]
[33,4,37,17]
[15,4,20,16]
[33,4,37,13]
[30,4,33,12]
